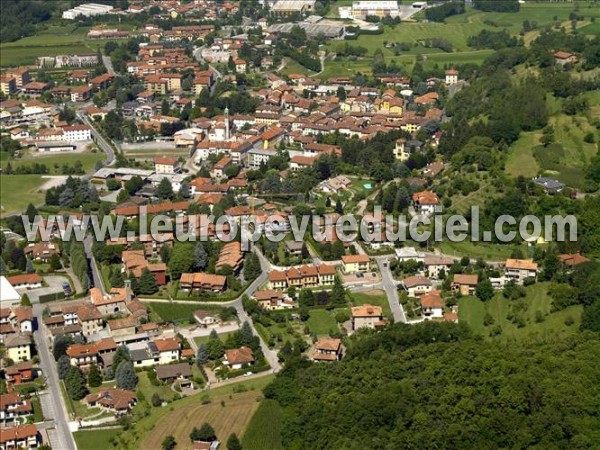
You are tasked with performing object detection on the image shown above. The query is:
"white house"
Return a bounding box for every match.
[402,275,432,297]
[420,290,444,320]
[61,124,91,141]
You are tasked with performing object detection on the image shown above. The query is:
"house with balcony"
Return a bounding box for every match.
[504,259,538,285]
[311,337,343,362]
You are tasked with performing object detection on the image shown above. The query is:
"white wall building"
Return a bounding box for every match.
[61,125,92,141]
[352,1,400,19]
[62,3,113,19]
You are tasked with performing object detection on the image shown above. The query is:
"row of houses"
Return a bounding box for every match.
[267,264,337,290]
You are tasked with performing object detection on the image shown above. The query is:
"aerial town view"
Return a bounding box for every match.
[0,0,599,448]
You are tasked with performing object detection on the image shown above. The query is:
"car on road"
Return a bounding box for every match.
[383,262,388,267]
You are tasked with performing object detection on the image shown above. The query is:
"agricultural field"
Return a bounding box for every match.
[0,175,47,218]
[116,375,274,450]
[458,282,583,341]
[243,399,284,450]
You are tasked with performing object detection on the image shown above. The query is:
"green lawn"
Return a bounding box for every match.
[505,131,542,178]
[137,371,178,402]
[437,240,520,261]
[350,290,392,320]
[0,150,106,175]
[243,399,284,450]
[194,330,237,345]
[579,21,600,36]
[74,429,120,450]
[0,175,47,217]
[146,301,227,324]
[458,282,583,341]
[306,309,340,336]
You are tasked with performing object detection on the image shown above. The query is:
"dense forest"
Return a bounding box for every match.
[264,323,600,449]
[0,0,52,42]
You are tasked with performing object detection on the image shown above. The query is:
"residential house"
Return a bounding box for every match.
[0,75,17,95]
[76,304,103,337]
[193,310,221,327]
[532,177,564,194]
[341,255,370,273]
[402,275,432,297]
[179,273,227,293]
[0,393,33,424]
[155,156,180,174]
[223,347,254,370]
[4,361,34,385]
[121,250,167,286]
[558,253,591,268]
[451,274,478,296]
[284,240,304,256]
[267,264,335,290]
[445,69,458,85]
[6,274,42,290]
[351,304,384,330]
[253,290,295,310]
[554,51,578,66]
[23,241,60,262]
[0,424,39,450]
[153,337,181,364]
[84,388,136,416]
[155,362,192,383]
[420,290,443,320]
[66,342,99,368]
[424,256,454,279]
[5,334,32,362]
[412,191,440,215]
[234,58,247,73]
[504,259,538,285]
[70,85,92,102]
[311,337,343,362]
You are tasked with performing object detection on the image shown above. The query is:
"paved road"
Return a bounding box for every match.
[84,235,105,292]
[77,112,116,167]
[375,255,407,323]
[102,54,116,76]
[32,303,77,450]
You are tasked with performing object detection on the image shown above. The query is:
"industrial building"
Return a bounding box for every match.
[62,3,114,20]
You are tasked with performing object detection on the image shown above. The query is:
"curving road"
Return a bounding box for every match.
[76,112,116,167]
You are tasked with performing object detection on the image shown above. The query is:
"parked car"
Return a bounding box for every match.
[62,282,72,296]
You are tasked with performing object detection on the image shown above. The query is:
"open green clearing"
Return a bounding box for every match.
[319,4,587,79]
[306,308,341,336]
[350,289,392,320]
[74,428,120,450]
[146,301,228,324]
[0,175,47,217]
[243,399,284,450]
[194,330,237,345]
[437,240,521,261]
[0,150,106,175]
[505,131,542,177]
[458,282,583,341]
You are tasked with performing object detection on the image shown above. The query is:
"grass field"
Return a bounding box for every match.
[438,240,520,261]
[123,375,274,450]
[137,371,177,402]
[350,289,392,319]
[146,301,227,324]
[74,428,120,450]
[306,309,340,336]
[0,150,105,175]
[458,282,583,342]
[243,399,284,450]
[0,175,47,217]
[194,330,237,345]
[319,3,584,79]
[505,131,542,178]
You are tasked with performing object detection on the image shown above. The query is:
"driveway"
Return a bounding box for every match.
[19,276,69,303]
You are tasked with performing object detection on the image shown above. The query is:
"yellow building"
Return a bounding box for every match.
[5,334,32,362]
[0,75,17,95]
[144,76,168,95]
[341,254,371,273]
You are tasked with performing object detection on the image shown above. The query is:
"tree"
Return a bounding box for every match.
[162,435,176,450]
[161,99,170,116]
[49,253,62,271]
[20,293,31,306]
[197,343,209,366]
[65,366,88,400]
[137,268,159,295]
[110,269,125,288]
[243,252,261,280]
[239,321,253,346]
[336,86,346,101]
[194,243,208,271]
[157,177,174,200]
[180,181,191,199]
[190,422,216,442]
[335,199,343,214]
[87,363,102,387]
[57,355,71,379]
[0,257,7,275]
[227,433,242,450]
[169,243,195,280]
[25,203,38,223]
[581,299,600,333]
[301,243,310,260]
[25,258,34,274]
[475,279,495,301]
[152,393,162,407]
[206,337,224,360]
[112,345,131,373]
[53,335,73,360]
[115,361,137,391]
[331,276,346,306]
